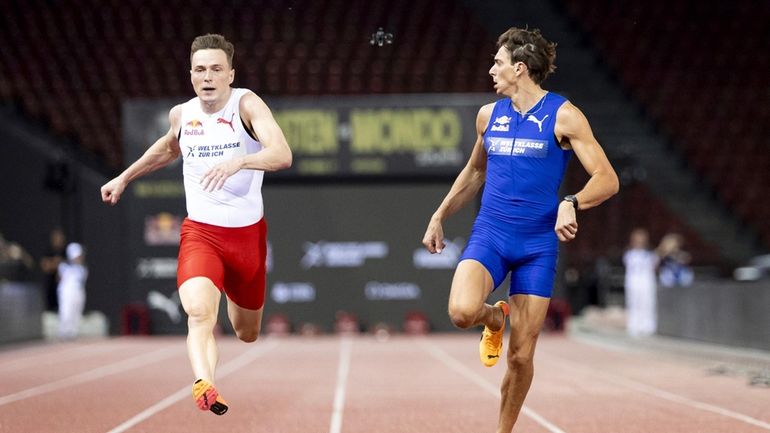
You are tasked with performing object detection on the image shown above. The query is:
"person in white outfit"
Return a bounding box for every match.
[623,228,658,337]
[57,243,88,340]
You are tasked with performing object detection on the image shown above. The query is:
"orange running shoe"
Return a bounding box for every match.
[479,301,510,367]
[192,379,229,415]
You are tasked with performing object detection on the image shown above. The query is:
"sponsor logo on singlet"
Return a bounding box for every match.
[184,119,204,136]
[490,115,511,132]
[513,139,548,158]
[486,137,548,158]
[486,137,513,155]
[194,142,241,158]
[526,114,549,132]
[217,113,235,132]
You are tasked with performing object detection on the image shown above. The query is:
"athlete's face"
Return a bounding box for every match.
[190,49,235,105]
[489,46,522,96]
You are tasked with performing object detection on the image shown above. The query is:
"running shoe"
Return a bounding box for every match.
[479,300,510,367]
[192,379,229,415]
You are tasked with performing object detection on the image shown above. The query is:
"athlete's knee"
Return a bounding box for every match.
[234,325,260,343]
[506,348,534,369]
[506,336,538,369]
[448,303,479,329]
[184,302,217,327]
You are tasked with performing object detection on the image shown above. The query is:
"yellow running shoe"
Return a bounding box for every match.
[479,301,510,367]
[192,379,229,415]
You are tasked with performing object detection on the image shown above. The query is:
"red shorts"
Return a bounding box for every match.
[177,217,267,310]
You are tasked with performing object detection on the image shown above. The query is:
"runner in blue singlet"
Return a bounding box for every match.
[422,27,619,433]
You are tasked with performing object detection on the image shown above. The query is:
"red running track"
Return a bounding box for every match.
[0,333,769,433]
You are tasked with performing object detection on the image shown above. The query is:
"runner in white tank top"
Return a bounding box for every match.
[100,34,292,416]
[180,88,264,227]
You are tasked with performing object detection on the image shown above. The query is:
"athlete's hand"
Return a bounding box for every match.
[100,177,127,205]
[201,158,243,192]
[422,218,446,253]
[555,201,578,242]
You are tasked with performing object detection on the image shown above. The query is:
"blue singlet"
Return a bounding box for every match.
[460,92,572,297]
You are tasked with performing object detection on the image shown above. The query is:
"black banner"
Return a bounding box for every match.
[126,93,496,178]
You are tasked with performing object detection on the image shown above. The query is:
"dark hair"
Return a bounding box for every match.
[190,34,235,68]
[496,27,556,84]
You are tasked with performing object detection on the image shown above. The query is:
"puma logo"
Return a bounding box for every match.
[526,114,549,132]
[217,113,235,132]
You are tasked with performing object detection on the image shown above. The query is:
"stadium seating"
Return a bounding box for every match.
[562,0,770,249]
[0,0,490,169]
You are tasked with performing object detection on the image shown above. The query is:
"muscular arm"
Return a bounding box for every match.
[422,104,492,253]
[199,92,292,191]
[555,102,619,209]
[100,105,182,205]
[553,101,619,241]
[238,92,292,171]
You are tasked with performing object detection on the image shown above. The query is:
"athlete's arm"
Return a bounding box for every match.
[199,92,292,192]
[553,101,619,241]
[422,103,492,253]
[100,105,182,205]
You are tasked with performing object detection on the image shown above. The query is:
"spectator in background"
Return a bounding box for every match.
[57,242,88,340]
[657,233,693,288]
[40,228,66,311]
[623,228,658,337]
[0,232,35,280]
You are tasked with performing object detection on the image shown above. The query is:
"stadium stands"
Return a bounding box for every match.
[562,0,770,249]
[0,0,490,170]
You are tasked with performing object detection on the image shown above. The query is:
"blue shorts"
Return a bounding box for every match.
[459,219,558,297]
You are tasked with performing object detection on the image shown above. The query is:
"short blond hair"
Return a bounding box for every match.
[190,34,235,67]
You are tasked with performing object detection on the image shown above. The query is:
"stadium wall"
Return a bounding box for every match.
[657,280,770,351]
[0,108,128,335]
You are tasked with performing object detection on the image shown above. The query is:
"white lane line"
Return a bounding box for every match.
[421,341,567,433]
[542,354,770,430]
[0,341,110,372]
[106,339,280,433]
[329,338,353,433]
[0,346,179,406]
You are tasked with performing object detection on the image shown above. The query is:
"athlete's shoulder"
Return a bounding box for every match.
[547,91,569,103]
[237,89,262,107]
[239,90,275,124]
[169,103,184,117]
[479,101,496,117]
[476,102,496,132]
[555,100,586,127]
[180,95,199,108]
[169,104,184,130]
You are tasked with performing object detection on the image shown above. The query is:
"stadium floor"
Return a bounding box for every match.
[1,329,769,433]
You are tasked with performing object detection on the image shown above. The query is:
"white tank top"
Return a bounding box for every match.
[179,88,264,227]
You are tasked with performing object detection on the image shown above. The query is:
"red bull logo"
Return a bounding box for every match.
[184,119,204,136]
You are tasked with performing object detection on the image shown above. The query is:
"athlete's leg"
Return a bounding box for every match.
[496,294,550,433]
[447,259,505,331]
[179,277,221,382]
[225,296,263,343]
